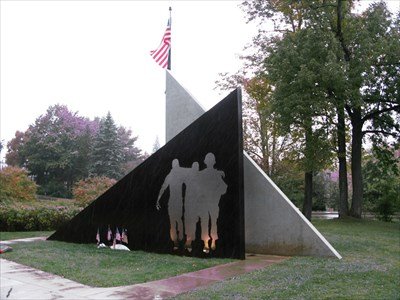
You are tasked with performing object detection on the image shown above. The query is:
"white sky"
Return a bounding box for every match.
[0,1,259,159]
[1,1,399,161]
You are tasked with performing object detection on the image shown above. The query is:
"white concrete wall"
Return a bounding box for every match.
[166,72,205,143]
[165,71,341,258]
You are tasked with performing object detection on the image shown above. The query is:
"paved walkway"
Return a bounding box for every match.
[0,238,288,299]
[1,237,47,245]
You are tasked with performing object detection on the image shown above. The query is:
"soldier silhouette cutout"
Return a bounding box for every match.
[156,159,188,245]
[156,153,227,251]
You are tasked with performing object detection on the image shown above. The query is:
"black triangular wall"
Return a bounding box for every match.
[49,89,244,259]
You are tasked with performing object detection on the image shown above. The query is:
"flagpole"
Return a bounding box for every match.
[166,7,172,144]
[167,6,172,71]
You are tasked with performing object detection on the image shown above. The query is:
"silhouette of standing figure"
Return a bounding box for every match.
[156,159,188,245]
[183,161,200,246]
[185,153,227,250]
[157,154,227,251]
[199,153,227,249]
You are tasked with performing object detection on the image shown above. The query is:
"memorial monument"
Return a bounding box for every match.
[49,89,245,259]
[49,69,341,260]
[166,71,341,259]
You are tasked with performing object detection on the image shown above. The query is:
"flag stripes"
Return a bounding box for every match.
[150,20,171,69]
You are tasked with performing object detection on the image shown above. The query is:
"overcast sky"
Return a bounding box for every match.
[1,1,399,161]
[0,1,260,159]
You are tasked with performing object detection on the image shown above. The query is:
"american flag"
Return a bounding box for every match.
[150,18,171,69]
[122,229,128,244]
[107,226,112,241]
[115,228,121,242]
[96,228,100,244]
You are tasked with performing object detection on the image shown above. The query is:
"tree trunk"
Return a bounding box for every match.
[271,125,277,175]
[350,108,363,218]
[303,123,313,221]
[303,171,313,221]
[337,103,349,217]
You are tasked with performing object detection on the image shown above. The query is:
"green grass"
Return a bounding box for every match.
[0,231,53,241]
[2,219,399,298]
[1,240,233,287]
[176,219,400,299]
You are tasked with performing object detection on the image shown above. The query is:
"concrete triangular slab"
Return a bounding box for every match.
[166,73,205,142]
[166,70,341,259]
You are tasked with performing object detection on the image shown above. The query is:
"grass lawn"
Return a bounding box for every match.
[1,240,234,287]
[0,231,53,241]
[177,219,400,299]
[1,219,399,298]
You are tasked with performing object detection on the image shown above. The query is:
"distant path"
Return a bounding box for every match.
[1,254,288,299]
[312,211,339,219]
[1,237,47,245]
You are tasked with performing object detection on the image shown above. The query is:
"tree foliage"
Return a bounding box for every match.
[13,105,98,197]
[73,176,117,207]
[264,26,338,219]
[343,2,400,217]
[6,131,28,167]
[152,136,161,153]
[0,166,37,202]
[216,72,293,178]
[235,0,399,219]
[5,105,143,197]
[363,146,400,221]
[90,112,142,179]
[90,112,123,179]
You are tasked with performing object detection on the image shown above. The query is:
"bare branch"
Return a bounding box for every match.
[345,104,354,118]
[363,130,399,137]
[362,105,400,122]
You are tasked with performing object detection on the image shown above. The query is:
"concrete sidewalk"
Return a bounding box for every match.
[1,237,47,245]
[1,239,288,299]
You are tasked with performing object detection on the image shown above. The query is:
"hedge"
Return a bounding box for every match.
[0,206,81,231]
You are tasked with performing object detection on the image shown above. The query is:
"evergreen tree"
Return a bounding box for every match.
[152,136,161,153]
[90,112,124,180]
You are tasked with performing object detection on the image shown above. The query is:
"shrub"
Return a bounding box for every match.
[37,179,73,199]
[0,205,81,231]
[73,176,116,207]
[363,148,400,222]
[373,177,399,222]
[0,166,37,203]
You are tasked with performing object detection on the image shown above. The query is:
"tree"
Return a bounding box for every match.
[152,136,161,153]
[15,105,98,197]
[6,106,143,196]
[240,0,400,219]
[90,112,124,179]
[5,131,27,167]
[345,3,400,217]
[363,146,400,221]
[117,126,143,175]
[0,166,37,202]
[240,0,349,219]
[216,72,292,177]
[313,171,339,211]
[244,76,293,176]
[73,176,117,207]
[265,27,337,220]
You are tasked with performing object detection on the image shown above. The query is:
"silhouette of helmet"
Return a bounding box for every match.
[172,159,179,168]
[204,153,216,167]
[192,162,199,171]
